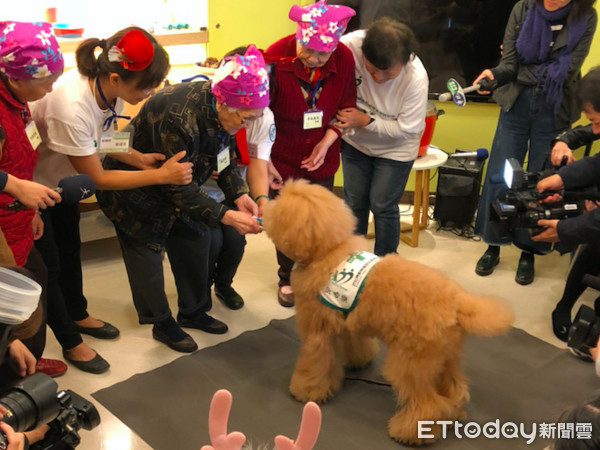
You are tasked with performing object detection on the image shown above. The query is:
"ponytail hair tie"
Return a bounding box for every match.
[107,29,154,71]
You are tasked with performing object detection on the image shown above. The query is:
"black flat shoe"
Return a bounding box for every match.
[215,286,244,310]
[75,321,120,339]
[152,326,198,353]
[516,252,534,285]
[177,313,228,334]
[475,248,500,276]
[63,350,110,374]
[551,307,571,342]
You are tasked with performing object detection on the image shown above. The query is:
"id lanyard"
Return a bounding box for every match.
[303,79,323,130]
[96,78,131,132]
[96,78,132,154]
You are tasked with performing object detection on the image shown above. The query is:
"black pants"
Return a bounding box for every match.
[270,176,335,287]
[556,243,600,313]
[34,205,84,350]
[212,222,246,290]
[20,247,48,359]
[116,219,220,324]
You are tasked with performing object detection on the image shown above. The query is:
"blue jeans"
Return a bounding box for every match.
[474,86,567,254]
[341,141,414,256]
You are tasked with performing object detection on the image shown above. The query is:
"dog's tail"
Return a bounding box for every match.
[456,292,514,336]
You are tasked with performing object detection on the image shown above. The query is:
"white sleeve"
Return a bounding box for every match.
[246,108,275,162]
[366,76,429,140]
[45,117,98,156]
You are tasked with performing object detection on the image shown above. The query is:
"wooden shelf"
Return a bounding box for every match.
[57,29,208,53]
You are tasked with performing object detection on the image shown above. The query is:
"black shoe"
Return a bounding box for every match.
[516,252,534,285]
[152,326,198,353]
[569,347,594,363]
[75,320,120,339]
[475,247,500,276]
[177,312,228,334]
[215,285,244,310]
[62,350,110,374]
[552,307,571,342]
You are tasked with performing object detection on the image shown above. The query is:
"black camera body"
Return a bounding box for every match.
[491,158,585,236]
[0,372,100,450]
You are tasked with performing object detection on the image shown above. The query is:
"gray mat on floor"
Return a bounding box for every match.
[93,318,598,450]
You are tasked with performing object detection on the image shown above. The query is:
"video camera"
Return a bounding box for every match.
[491,158,587,236]
[0,267,100,449]
[0,372,100,450]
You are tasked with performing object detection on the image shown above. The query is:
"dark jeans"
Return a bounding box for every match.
[341,141,414,256]
[116,219,219,324]
[34,206,84,350]
[474,86,566,254]
[270,176,334,287]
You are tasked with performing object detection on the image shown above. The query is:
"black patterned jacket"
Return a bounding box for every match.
[96,81,248,252]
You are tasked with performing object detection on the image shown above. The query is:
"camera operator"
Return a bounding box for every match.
[533,66,600,250]
[532,67,600,344]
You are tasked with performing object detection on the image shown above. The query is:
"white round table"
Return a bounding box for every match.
[400,146,448,247]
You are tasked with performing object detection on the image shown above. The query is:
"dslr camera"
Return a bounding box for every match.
[0,372,100,450]
[491,158,586,236]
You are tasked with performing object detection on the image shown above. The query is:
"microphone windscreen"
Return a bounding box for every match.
[476,148,489,161]
[57,174,96,203]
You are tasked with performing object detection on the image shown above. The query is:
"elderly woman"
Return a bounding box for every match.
[266,0,357,307]
[0,21,67,377]
[96,45,266,353]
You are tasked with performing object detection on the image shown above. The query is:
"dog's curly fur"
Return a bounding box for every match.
[262,180,514,445]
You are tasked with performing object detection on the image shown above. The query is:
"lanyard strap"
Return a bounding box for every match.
[96,78,131,131]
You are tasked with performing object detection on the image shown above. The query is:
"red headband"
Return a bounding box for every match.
[107,29,154,71]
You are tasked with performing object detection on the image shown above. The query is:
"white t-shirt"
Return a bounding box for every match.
[340,30,429,162]
[31,69,125,187]
[204,107,275,202]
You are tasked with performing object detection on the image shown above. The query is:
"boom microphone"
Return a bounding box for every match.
[449,148,489,161]
[7,174,96,210]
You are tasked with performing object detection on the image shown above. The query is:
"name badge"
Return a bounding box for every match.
[99,132,131,154]
[217,147,230,173]
[26,121,42,150]
[303,109,323,130]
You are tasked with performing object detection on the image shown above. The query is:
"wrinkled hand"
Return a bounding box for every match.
[531,219,559,242]
[550,141,575,167]
[159,151,194,185]
[301,142,329,172]
[268,160,283,190]
[234,194,259,217]
[9,178,61,210]
[274,402,322,450]
[335,107,370,130]
[536,174,564,203]
[473,69,494,94]
[31,213,44,241]
[137,152,166,169]
[200,390,246,450]
[8,339,36,378]
[221,209,261,235]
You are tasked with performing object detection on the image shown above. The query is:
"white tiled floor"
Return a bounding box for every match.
[40,211,595,449]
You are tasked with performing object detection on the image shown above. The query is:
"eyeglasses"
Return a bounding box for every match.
[235,111,263,125]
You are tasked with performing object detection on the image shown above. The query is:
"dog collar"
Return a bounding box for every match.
[319,251,380,313]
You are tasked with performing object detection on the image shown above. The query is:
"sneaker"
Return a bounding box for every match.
[35,358,67,377]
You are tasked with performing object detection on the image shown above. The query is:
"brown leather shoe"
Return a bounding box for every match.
[277,287,295,307]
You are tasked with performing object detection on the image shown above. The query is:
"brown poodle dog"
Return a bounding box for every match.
[262,180,514,445]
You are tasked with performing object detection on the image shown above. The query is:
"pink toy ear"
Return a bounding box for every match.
[274,402,322,450]
[201,389,246,450]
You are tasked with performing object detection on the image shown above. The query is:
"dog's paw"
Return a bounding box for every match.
[389,423,440,446]
[289,375,338,404]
